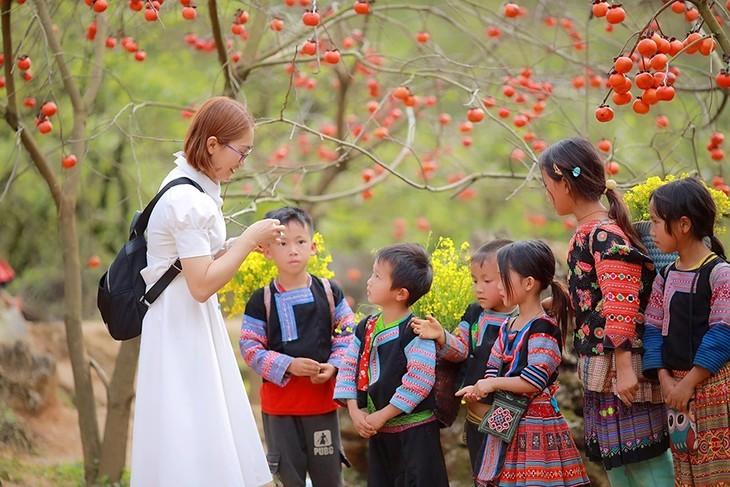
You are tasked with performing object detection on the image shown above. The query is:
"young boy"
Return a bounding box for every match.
[240,206,355,487]
[411,239,515,472]
[334,243,449,486]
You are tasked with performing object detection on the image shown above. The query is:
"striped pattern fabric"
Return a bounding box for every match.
[672,363,730,487]
[333,315,437,415]
[240,314,292,386]
[475,388,590,487]
[594,244,644,349]
[644,258,730,375]
[583,390,669,469]
[333,334,361,403]
[439,309,512,362]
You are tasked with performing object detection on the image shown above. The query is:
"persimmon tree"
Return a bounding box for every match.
[0,0,729,483]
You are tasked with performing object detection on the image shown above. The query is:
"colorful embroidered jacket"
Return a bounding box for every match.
[334,314,437,427]
[240,275,355,415]
[484,316,562,392]
[568,220,656,356]
[438,303,514,396]
[643,255,730,376]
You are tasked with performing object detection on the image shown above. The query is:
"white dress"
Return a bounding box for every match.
[131,153,272,487]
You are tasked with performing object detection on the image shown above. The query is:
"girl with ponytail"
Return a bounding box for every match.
[456,240,590,487]
[642,176,730,486]
[540,137,673,486]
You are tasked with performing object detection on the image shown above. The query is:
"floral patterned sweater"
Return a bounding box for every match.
[568,219,656,357]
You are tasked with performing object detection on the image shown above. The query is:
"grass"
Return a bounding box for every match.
[0,460,130,487]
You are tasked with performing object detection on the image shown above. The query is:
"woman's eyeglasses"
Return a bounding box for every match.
[225,143,253,164]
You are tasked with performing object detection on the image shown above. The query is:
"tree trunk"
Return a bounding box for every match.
[98,337,140,482]
[59,196,102,484]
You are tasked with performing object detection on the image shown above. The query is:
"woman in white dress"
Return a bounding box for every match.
[131,97,284,486]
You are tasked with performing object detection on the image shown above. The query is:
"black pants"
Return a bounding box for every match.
[367,420,449,487]
[262,410,344,487]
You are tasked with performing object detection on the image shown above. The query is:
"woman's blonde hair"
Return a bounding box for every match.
[183,96,254,175]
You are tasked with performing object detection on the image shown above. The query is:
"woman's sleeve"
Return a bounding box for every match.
[163,188,218,258]
[642,271,667,377]
[694,263,730,374]
[592,229,652,351]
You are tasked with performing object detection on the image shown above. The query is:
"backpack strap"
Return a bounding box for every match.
[138,177,204,306]
[264,283,272,322]
[263,276,336,325]
[320,277,336,326]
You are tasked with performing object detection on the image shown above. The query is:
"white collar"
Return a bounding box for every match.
[169,151,223,208]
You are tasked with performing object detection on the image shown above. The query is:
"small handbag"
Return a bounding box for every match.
[477,390,530,442]
[667,400,698,453]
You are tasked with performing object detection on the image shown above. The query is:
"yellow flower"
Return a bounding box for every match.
[411,237,472,332]
[219,232,335,317]
[624,174,730,234]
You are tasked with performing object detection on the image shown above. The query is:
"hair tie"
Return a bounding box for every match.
[702,236,712,248]
[604,179,617,194]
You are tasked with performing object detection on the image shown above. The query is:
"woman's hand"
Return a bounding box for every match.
[236,218,286,252]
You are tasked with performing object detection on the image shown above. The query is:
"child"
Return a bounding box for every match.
[642,177,730,486]
[539,137,673,486]
[456,240,590,487]
[410,239,516,473]
[333,243,449,486]
[239,206,355,487]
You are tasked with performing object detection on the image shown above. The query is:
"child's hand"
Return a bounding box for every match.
[614,351,639,407]
[349,407,376,438]
[411,316,445,343]
[365,410,389,432]
[665,378,694,412]
[658,369,677,402]
[310,363,336,384]
[456,379,494,402]
[455,385,478,402]
[287,357,321,377]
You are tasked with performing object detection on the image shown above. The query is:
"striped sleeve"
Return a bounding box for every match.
[390,336,437,413]
[240,313,293,386]
[595,248,643,350]
[333,333,361,405]
[328,296,356,369]
[694,263,730,374]
[484,328,504,379]
[642,272,667,375]
[520,332,561,392]
[438,319,469,362]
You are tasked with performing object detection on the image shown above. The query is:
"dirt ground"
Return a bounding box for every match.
[1,319,269,485]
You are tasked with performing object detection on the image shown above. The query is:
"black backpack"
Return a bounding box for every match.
[97,177,204,340]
